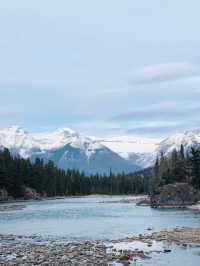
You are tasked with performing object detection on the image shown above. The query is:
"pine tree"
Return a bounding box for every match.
[190,147,200,189]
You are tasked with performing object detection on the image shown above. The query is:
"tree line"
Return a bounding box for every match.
[0,148,150,198]
[151,145,200,194]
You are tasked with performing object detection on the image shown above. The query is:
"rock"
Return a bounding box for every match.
[164,249,171,253]
[21,186,40,200]
[119,254,131,261]
[151,227,200,244]
[0,189,8,201]
[151,183,200,208]
[136,198,150,206]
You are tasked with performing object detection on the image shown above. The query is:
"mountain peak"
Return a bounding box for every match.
[4,126,27,135]
[157,129,200,156]
[1,125,200,174]
[54,127,79,138]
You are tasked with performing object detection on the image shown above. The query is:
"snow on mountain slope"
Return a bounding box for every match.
[0,126,105,160]
[0,126,40,157]
[33,128,107,160]
[30,143,140,175]
[92,135,160,158]
[93,136,160,168]
[94,131,200,168]
[1,126,200,173]
[0,126,140,174]
[126,152,155,168]
[33,128,79,151]
[157,130,200,156]
[31,129,141,174]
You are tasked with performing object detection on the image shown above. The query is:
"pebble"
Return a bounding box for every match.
[1,227,200,265]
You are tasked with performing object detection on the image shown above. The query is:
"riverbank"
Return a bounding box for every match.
[0,203,26,212]
[0,227,200,265]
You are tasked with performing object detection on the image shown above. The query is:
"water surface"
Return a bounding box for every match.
[0,196,200,240]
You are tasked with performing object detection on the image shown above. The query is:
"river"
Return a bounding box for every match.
[0,195,200,265]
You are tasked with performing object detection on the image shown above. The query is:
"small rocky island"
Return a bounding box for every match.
[151,183,200,208]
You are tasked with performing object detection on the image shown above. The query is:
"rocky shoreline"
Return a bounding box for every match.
[0,203,26,212]
[1,227,200,265]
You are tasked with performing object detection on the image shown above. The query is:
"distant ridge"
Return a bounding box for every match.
[0,126,200,174]
[0,126,140,174]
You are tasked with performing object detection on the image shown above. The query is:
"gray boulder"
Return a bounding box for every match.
[151,183,200,208]
[21,186,40,200]
[0,189,8,201]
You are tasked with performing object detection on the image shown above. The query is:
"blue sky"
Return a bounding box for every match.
[0,0,200,137]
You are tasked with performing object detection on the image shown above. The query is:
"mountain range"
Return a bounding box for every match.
[0,126,200,174]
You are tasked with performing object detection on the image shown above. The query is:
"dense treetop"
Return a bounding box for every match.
[151,145,200,194]
[0,145,199,199]
[0,149,150,198]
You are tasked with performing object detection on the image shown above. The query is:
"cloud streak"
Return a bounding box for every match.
[126,124,180,135]
[129,63,199,85]
[111,101,200,122]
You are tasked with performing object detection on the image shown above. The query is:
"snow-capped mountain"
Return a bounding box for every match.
[94,130,200,167]
[0,126,41,158]
[1,126,200,174]
[0,126,140,174]
[93,135,160,168]
[0,126,103,159]
[30,143,139,175]
[156,130,200,157]
[125,152,155,169]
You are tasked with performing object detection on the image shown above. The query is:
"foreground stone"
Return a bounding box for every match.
[0,241,112,266]
[1,227,200,265]
[151,227,200,244]
[0,236,152,266]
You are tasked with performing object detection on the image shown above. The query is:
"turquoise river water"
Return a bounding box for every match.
[0,195,200,265]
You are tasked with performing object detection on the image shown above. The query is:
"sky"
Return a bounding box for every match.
[0,0,200,138]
